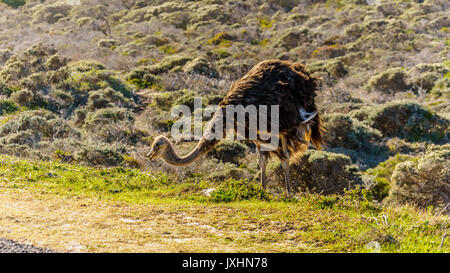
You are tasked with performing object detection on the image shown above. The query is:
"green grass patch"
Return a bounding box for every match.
[209,179,271,203]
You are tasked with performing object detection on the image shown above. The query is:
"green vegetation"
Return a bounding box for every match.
[1,0,25,8]
[210,179,271,203]
[364,154,417,201]
[0,154,447,252]
[0,0,449,253]
[350,102,448,142]
[208,140,247,165]
[270,150,362,195]
[389,144,450,212]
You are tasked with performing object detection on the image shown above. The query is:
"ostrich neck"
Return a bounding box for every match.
[161,137,213,166]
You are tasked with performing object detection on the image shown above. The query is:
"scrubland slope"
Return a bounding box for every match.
[0,0,448,252]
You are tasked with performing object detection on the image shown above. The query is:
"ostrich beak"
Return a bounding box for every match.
[299,108,317,124]
[147,150,157,159]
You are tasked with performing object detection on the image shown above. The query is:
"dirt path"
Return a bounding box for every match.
[0,187,297,253]
[0,188,226,252]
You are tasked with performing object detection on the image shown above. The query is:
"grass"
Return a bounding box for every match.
[0,154,448,253]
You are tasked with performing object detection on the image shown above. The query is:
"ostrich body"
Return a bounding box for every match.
[147,59,325,194]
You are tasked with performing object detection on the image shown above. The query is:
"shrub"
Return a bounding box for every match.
[207,140,247,165]
[98,39,121,48]
[350,102,449,142]
[126,67,162,89]
[137,35,170,47]
[76,17,93,28]
[207,32,234,47]
[51,89,73,105]
[0,100,18,115]
[325,59,348,78]
[10,89,33,106]
[270,150,362,195]
[68,60,106,73]
[45,54,67,71]
[87,88,132,110]
[190,4,231,24]
[211,48,231,60]
[0,130,38,147]
[54,149,73,163]
[429,78,450,99]
[209,179,271,202]
[412,72,440,91]
[364,154,417,201]
[173,90,197,111]
[183,58,218,78]
[385,137,426,155]
[272,27,311,50]
[0,49,11,66]
[0,110,78,141]
[152,90,185,111]
[66,64,132,98]
[73,108,87,126]
[0,143,33,158]
[323,113,382,151]
[31,3,72,24]
[0,57,29,82]
[323,102,368,115]
[87,90,114,110]
[84,107,134,129]
[388,144,450,212]
[122,154,142,169]
[134,55,191,75]
[75,145,124,167]
[160,11,190,29]
[311,43,346,59]
[19,72,48,91]
[207,164,250,182]
[1,0,25,8]
[158,43,179,55]
[0,81,14,96]
[365,68,410,94]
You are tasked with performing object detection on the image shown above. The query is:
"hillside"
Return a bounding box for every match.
[0,0,448,252]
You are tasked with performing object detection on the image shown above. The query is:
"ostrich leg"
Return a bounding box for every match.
[280,135,291,195]
[257,145,268,189]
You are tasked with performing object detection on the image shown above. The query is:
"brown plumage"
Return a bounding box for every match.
[147,59,325,195]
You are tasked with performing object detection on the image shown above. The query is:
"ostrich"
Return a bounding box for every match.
[147,59,325,194]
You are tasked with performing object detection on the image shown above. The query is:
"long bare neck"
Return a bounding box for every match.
[161,137,216,166]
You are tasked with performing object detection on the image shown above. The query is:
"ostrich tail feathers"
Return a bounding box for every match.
[310,113,326,150]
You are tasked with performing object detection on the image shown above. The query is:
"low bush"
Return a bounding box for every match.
[350,102,448,142]
[209,179,271,202]
[207,140,247,165]
[75,145,124,167]
[365,68,410,94]
[270,150,362,195]
[323,113,382,151]
[1,0,25,8]
[364,154,418,201]
[0,110,78,140]
[84,107,134,129]
[388,144,450,212]
[0,100,18,115]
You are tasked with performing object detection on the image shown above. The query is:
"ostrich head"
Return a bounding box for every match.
[146,135,171,160]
